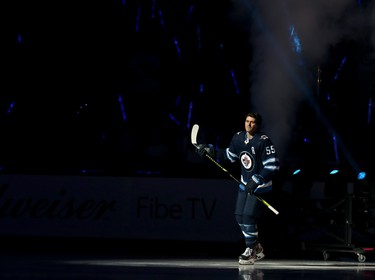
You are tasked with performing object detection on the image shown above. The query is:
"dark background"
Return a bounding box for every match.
[0,0,375,258]
[1,0,375,186]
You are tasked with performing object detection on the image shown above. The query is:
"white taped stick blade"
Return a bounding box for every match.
[191,124,199,145]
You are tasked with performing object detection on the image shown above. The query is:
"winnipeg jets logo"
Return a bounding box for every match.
[240,152,254,170]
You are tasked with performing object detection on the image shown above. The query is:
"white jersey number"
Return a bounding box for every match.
[266,145,276,155]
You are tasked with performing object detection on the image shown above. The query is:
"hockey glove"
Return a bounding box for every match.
[245,174,265,195]
[196,144,214,158]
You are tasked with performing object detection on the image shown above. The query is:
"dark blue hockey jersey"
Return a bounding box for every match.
[226,130,280,193]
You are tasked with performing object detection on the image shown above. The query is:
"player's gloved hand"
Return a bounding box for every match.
[196,144,214,158]
[245,174,265,195]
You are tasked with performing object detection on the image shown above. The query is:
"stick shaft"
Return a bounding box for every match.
[204,152,279,215]
[190,124,279,215]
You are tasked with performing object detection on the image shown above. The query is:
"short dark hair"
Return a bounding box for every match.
[246,112,262,127]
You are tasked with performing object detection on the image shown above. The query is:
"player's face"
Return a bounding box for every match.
[245,116,258,135]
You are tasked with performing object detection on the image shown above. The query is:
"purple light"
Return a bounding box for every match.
[334,56,347,80]
[168,114,181,125]
[135,3,141,32]
[199,83,204,94]
[187,101,193,128]
[186,5,194,21]
[303,137,310,144]
[175,95,181,106]
[332,135,339,162]
[326,91,331,101]
[151,0,156,19]
[118,94,127,122]
[230,69,240,95]
[368,98,373,125]
[174,37,182,60]
[159,9,166,32]
[6,101,15,114]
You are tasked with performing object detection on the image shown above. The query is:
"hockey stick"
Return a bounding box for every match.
[191,124,279,215]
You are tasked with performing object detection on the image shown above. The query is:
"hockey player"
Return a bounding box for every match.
[196,112,280,265]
